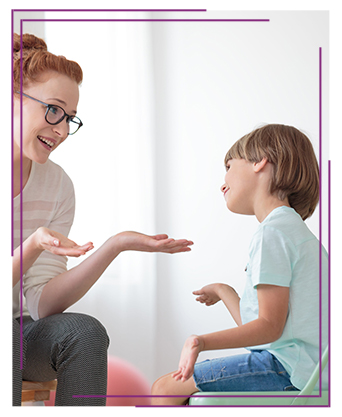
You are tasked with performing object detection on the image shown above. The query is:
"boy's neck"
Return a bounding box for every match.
[254,196,291,223]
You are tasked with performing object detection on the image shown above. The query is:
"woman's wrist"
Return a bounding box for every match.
[110,232,130,252]
[31,228,46,253]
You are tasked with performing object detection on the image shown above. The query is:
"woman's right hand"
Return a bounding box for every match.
[34,227,94,257]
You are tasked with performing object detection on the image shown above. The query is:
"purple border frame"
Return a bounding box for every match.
[12,9,330,407]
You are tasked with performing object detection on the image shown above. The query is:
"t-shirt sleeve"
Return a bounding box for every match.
[23,174,75,320]
[248,225,297,288]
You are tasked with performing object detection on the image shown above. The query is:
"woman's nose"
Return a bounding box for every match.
[53,121,69,139]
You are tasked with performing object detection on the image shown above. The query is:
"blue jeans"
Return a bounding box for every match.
[193,350,299,392]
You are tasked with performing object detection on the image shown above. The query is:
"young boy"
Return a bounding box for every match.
[151,124,328,405]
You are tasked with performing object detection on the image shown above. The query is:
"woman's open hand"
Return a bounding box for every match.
[115,231,194,254]
[35,227,94,257]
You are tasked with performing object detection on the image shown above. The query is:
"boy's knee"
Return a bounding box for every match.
[151,374,172,396]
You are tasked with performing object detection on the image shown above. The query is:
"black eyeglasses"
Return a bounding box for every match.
[16,91,83,135]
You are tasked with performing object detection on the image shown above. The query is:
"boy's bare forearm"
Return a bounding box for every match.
[216,283,242,326]
[200,317,280,352]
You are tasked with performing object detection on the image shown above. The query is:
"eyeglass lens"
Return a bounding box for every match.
[46,106,81,135]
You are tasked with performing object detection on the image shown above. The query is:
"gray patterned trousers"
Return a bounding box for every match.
[13,313,109,406]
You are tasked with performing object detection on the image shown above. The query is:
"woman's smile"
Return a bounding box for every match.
[37,135,56,151]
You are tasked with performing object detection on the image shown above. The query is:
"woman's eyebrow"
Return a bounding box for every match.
[46,97,77,114]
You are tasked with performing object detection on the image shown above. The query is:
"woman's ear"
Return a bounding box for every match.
[253,157,268,173]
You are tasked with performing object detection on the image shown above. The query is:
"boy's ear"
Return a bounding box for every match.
[253,157,268,173]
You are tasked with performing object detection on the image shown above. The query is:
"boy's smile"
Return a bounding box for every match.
[221,158,257,215]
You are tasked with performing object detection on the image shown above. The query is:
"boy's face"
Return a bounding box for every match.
[221,158,258,215]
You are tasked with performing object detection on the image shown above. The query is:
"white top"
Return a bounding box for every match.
[13,159,75,321]
[240,206,328,390]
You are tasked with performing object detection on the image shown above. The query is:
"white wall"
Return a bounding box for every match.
[15,10,329,385]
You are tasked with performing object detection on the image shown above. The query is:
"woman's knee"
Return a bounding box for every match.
[64,313,109,351]
[47,312,110,348]
[69,313,109,345]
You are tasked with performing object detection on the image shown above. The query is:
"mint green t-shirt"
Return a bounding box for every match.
[240,206,328,390]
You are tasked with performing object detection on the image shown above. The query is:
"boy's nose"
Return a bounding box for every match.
[220,184,227,193]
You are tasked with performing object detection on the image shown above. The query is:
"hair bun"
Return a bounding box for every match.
[13,33,47,55]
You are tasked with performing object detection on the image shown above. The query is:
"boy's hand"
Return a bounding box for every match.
[172,335,204,382]
[115,231,194,254]
[193,283,223,306]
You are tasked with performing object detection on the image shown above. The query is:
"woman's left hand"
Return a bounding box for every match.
[115,231,194,254]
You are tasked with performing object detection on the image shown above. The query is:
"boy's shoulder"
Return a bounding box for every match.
[259,206,316,246]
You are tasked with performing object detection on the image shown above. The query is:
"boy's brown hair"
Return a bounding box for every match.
[224,124,319,220]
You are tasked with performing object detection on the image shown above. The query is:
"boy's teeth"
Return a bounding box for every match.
[38,136,53,147]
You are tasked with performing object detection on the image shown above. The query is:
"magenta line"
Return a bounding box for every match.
[137,405,330,408]
[19,23,24,371]
[22,19,270,22]
[13,9,208,12]
[328,159,331,406]
[11,12,14,256]
[73,394,318,399]
[319,46,322,394]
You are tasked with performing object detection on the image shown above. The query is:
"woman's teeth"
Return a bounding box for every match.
[38,136,53,148]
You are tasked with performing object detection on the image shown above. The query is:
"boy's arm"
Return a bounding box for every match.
[173,284,289,382]
[201,284,289,349]
[193,283,242,326]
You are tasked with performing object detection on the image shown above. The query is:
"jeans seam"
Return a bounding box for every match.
[197,369,280,384]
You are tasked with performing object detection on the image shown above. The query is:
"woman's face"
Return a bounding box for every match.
[13,71,80,165]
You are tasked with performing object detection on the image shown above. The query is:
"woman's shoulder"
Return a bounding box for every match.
[31,160,74,200]
[34,159,73,186]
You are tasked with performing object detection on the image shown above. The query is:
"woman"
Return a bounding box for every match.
[12,33,193,406]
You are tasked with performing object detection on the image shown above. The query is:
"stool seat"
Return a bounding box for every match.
[22,380,57,403]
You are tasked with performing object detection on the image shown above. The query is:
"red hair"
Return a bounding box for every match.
[13,33,83,92]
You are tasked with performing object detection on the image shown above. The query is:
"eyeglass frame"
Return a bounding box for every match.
[15,91,83,135]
